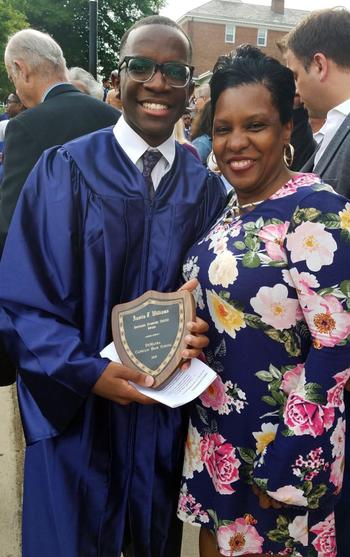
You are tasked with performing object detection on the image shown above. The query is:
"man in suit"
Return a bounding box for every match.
[284,8,350,199]
[284,9,350,556]
[0,29,120,256]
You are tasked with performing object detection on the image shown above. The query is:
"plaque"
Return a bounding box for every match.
[112,290,195,387]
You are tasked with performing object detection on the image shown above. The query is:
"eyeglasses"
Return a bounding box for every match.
[118,56,194,88]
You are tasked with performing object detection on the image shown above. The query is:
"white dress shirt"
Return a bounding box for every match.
[0,120,8,142]
[313,98,350,167]
[113,115,175,190]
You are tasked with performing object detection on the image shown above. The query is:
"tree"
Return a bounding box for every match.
[17,0,166,79]
[0,0,28,99]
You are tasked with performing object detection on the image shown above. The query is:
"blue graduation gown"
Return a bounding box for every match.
[0,127,226,557]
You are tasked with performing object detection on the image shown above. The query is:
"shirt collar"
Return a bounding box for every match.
[314,98,350,143]
[113,115,175,169]
[41,82,71,103]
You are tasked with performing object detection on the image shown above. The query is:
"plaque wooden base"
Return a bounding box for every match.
[112,290,195,387]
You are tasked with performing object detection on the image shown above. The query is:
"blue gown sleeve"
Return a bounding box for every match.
[0,147,110,442]
[252,189,350,511]
[197,172,227,237]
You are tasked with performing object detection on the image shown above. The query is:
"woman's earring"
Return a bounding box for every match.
[283,143,295,168]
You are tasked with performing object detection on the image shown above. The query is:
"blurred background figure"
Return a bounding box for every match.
[102,76,111,101]
[190,100,212,165]
[106,69,123,110]
[194,82,210,112]
[0,94,26,181]
[181,109,192,140]
[68,67,104,100]
[174,118,200,160]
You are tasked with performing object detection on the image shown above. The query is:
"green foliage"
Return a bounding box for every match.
[14,0,165,79]
[0,0,28,98]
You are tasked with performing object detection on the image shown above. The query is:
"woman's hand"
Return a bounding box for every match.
[179,279,209,367]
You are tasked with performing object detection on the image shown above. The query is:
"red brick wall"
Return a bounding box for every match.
[182,20,288,76]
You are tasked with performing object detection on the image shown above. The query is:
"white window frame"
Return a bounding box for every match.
[257,28,268,47]
[225,24,236,43]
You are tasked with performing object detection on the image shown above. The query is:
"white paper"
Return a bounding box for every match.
[100,342,217,408]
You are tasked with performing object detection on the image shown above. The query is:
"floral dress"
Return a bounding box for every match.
[177,174,350,557]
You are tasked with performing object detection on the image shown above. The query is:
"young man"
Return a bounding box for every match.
[0,16,226,557]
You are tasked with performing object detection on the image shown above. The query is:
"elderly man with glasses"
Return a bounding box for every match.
[0,14,226,557]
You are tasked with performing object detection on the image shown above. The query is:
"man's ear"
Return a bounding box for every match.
[312,52,328,82]
[13,59,30,82]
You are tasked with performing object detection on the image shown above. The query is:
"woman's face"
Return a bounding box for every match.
[212,83,292,203]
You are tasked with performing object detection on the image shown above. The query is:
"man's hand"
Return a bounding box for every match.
[179,279,209,365]
[92,362,156,405]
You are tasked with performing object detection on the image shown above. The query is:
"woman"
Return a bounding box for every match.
[177,45,350,557]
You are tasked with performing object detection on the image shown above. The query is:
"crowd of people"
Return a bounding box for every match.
[0,6,350,557]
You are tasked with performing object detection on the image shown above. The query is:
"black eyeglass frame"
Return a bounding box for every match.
[118,56,194,88]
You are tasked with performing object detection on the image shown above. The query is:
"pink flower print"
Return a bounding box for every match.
[282,267,320,297]
[270,173,320,200]
[327,368,350,412]
[288,513,309,546]
[310,513,337,557]
[330,455,344,494]
[283,393,335,437]
[266,485,308,506]
[200,433,240,494]
[250,284,299,330]
[217,518,264,556]
[281,364,305,394]
[286,221,337,272]
[200,375,226,411]
[177,483,209,524]
[303,294,350,348]
[330,417,346,459]
[258,222,289,261]
[209,234,228,255]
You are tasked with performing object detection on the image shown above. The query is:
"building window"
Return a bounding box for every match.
[225,24,236,43]
[257,28,267,47]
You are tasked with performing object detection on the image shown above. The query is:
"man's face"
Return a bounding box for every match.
[182,113,191,128]
[117,24,194,147]
[285,49,325,118]
[6,95,22,118]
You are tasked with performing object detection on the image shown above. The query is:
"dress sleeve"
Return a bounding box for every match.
[0,147,110,442]
[252,188,350,511]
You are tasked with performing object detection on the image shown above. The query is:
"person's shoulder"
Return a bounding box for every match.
[290,173,348,210]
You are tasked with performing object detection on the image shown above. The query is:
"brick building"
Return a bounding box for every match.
[178,0,308,78]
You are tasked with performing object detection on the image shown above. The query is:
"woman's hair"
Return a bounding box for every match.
[210,44,295,125]
[190,101,212,141]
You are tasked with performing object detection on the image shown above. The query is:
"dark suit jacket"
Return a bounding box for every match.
[302,112,350,199]
[0,83,120,255]
[0,83,120,385]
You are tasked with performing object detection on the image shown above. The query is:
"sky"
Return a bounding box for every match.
[161,0,350,21]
